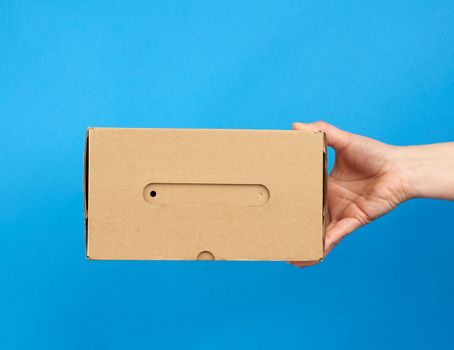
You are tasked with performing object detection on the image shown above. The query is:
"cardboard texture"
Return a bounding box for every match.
[83,128,327,261]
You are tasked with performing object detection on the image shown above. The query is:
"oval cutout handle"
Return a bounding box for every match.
[143,183,270,207]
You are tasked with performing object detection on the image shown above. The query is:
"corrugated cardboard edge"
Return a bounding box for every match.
[321,131,328,261]
[83,128,92,259]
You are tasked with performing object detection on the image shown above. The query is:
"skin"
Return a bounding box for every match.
[291,121,454,268]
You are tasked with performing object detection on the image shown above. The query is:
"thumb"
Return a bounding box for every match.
[292,121,351,151]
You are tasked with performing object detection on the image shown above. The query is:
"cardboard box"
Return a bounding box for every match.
[83,128,327,261]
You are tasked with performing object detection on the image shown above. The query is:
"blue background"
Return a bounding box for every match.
[1,1,453,349]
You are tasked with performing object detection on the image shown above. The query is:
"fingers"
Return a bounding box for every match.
[289,218,362,268]
[292,121,352,151]
[290,121,359,268]
[289,260,319,268]
[324,217,362,254]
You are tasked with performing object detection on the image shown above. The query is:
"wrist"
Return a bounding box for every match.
[389,146,422,201]
[391,143,454,201]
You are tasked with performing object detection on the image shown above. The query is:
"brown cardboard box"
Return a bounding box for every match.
[83,128,327,261]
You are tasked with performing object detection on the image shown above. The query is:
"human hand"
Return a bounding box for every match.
[291,121,410,267]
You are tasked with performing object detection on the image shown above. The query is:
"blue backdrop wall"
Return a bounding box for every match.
[1,1,453,349]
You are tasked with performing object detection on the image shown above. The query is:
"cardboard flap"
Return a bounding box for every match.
[322,131,328,258]
[83,128,91,255]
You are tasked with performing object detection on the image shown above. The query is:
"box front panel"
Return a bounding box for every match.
[87,128,324,261]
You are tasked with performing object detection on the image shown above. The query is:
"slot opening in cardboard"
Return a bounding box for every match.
[143,183,270,207]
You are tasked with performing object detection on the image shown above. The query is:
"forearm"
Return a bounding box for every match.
[396,143,454,200]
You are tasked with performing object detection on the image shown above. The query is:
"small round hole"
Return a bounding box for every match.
[150,190,157,198]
